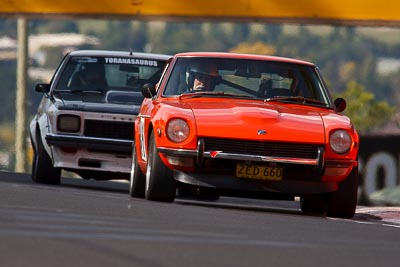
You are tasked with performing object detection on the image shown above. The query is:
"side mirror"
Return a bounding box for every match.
[141,83,156,98]
[334,98,346,112]
[35,83,50,94]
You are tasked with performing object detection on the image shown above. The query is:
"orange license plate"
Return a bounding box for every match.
[235,164,283,181]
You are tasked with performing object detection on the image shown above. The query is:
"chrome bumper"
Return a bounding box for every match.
[158,138,325,171]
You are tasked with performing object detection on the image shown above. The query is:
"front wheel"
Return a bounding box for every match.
[129,143,146,198]
[31,130,61,185]
[326,167,359,219]
[145,132,176,202]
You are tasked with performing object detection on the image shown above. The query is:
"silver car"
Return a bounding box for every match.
[29,50,171,184]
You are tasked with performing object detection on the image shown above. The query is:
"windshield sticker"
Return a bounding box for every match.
[105,57,159,67]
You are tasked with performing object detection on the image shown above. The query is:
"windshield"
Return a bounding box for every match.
[53,56,166,105]
[163,57,332,108]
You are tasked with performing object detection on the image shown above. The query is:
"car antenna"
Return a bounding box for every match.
[129,49,133,56]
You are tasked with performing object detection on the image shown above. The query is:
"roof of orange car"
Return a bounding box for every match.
[174,52,315,66]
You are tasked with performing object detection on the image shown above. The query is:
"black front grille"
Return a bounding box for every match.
[84,120,134,140]
[203,138,320,159]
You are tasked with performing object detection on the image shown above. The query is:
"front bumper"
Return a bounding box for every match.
[46,133,132,153]
[45,133,133,174]
[158,138,356,194]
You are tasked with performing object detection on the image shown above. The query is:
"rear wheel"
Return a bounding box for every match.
[31,129,61,185]
[129,143,146,198]
[326,167,359,219]
[145,132,176,202]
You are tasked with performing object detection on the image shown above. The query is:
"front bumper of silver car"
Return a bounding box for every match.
[46,133,132,153]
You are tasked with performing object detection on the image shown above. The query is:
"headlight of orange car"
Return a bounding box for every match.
[329,130,352,154]
[57,114,80,132]
[166,118,189,143]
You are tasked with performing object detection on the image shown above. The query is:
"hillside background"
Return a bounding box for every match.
[1,19,400,171]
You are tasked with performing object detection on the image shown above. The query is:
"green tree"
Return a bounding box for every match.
[339,81,395,133]
[0,19,17,37]
[0,60,16,122]
[263,24,282,43]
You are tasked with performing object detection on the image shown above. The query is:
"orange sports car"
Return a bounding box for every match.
[130,52,359,219]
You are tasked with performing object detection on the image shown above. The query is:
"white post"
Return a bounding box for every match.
[15,18,28,173]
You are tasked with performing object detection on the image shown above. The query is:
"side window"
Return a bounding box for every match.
[163,62,188,96]
[157,61,170,89]
[55,60,79,90]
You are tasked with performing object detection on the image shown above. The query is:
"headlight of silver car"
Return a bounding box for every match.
[329,130,352,154]
[166,118,189,143]
[57,114,80,132]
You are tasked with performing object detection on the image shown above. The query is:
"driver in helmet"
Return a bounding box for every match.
[186,62,220,92]
[71,63,108,90]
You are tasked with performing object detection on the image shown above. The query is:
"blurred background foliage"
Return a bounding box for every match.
[1,18,400,169]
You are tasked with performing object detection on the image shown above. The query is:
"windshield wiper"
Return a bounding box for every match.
[53,89,104,94]
[264,96,328,107]
[69,89,104,94]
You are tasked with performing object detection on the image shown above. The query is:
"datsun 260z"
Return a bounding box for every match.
[129,52,359,219]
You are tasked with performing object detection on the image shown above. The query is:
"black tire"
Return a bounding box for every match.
[145,132,176,202]
[31,129,61,185]
[300,195,327,215]
[326,167,359,219]
[129,143,146,198]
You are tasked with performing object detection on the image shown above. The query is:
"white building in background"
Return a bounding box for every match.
[29,33,100,65]
[377,57,400,75]
[29,33,100,81]
[0,33,100,81]
[0,36,17,60]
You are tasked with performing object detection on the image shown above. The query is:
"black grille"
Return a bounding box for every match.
[84,120,134,140]
[203,138,320,159]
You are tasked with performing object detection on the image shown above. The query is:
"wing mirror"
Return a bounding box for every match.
[334,98,347,112]
[35,83,50,94]
[142,83,156,98]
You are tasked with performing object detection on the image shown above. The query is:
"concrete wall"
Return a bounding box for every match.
[358,135,400,203]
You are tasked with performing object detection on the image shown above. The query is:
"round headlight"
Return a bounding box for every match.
[330,130,352,154]
[167,118,189,143]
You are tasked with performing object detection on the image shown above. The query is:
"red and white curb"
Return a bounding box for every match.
[347,207,400,228]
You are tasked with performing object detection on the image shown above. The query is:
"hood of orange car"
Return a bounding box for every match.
[187,100,328,143]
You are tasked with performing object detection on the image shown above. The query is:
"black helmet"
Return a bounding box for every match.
[79,63,107,88]
[186,62,220,91]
